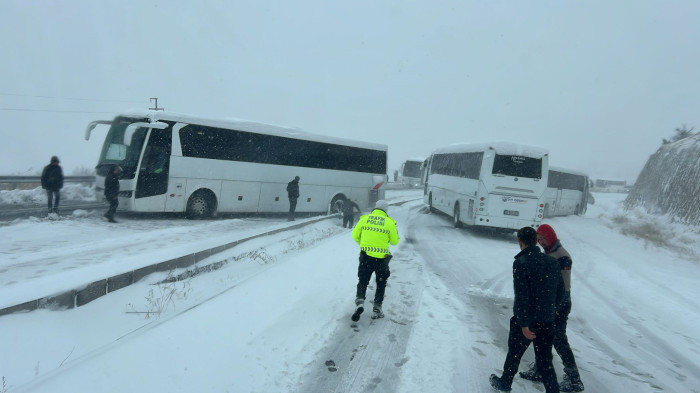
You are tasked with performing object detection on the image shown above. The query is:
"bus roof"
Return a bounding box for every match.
[432,142,548,158]
[118,110,388,152]
[549,166,589,177]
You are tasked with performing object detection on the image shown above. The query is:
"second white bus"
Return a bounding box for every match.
[541,166,589,217]
[398,158,425,187]
[422,142,548,231]
[85,111,388,218]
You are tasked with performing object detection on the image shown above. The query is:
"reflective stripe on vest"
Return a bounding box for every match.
[361,246,389,254]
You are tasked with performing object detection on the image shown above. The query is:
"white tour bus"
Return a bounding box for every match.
[422,142,548,231]
[398,158,425,187]
[85,111,387,218]
[541,166,590,217]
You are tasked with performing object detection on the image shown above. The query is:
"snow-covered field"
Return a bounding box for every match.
[1,190,698,393]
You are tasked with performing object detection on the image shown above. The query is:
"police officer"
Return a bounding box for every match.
[350,200,399,321]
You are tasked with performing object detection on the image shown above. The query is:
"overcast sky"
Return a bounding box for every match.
[2,0,698,182]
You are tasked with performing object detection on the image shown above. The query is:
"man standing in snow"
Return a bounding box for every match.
[41,156,64,215]
[286,176,300,221]
[103,164,121,223]
[519,224,584,392]
[341,196,362,228]
[350,200,399,321]
[490,226,564,393]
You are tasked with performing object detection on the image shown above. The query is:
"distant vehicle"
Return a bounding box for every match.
[541,166,590,217]
[398,158,425,187]
[592,178,628,193]
[422,142,548,231]
[85,111,387,218]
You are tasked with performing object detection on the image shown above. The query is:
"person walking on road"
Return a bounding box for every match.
[41,156,64,216]
[286,176,300,221]
[103,164,121,223]
[350,200,399,321]
[490,226,565,393]
[519,224,585,392]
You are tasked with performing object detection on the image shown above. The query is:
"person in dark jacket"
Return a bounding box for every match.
[341,197,361,228]
[490,226,565,393]
[520,224,584,392]
[103,165,121,223]
[286,176,300,221]
[41,156,64,215]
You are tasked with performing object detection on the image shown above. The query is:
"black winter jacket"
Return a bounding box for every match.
[104,171,120,200]
[287,179,299,199]
[512,245,565,328]
[41,164,64,191]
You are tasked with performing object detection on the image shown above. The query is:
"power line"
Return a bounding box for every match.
[0,107,119,114]
[0,92,145,104]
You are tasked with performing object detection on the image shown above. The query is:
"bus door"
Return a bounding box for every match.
[134,126,172,210]
[555,188,564,215]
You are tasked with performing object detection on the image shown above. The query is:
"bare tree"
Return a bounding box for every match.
[662,124,696,145]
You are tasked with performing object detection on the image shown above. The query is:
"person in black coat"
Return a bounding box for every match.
[341,197,361,228]
[103,165,121,223]
[286,176,300,221]
[490,226,565,393]
[519,224,584,392]
[41,156,64,215]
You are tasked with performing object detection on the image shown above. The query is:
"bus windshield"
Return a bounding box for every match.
[402,161,422,178]
[96,116,149,179]
[492,154,542,179]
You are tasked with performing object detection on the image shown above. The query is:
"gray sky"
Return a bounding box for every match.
[2,0,698,182]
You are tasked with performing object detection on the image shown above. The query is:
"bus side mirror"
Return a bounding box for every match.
[124,121,168,145]
[85,120,112,141]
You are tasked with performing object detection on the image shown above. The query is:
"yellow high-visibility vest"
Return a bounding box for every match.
[351,209,399,258]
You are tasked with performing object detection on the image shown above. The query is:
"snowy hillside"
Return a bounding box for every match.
[625,133,700,225]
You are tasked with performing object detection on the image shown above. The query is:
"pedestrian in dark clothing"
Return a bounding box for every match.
[41,156,64,215]
[103,165,121,223]
[341,197,361,228]
[286,176,300,221]
[520,224,585,392]
[490,226,565,393]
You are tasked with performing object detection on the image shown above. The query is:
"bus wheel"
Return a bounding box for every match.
[453,203,462,228]
[187,191,213,219]
[329,195,344,215]
[429,193,435,213]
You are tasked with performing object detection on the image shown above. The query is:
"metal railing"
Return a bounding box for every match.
[0,176,96,190]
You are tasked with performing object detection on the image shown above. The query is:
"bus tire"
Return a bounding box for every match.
[429,193,436,213]
[329,195,344,215]
[454,203,462,228]
[187,191,215,219]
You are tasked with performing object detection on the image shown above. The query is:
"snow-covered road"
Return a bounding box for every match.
[1,190,698,392]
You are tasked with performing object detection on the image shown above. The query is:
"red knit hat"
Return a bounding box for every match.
[536,224,558,251]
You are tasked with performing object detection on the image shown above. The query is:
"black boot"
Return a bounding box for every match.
[489,374,512,392]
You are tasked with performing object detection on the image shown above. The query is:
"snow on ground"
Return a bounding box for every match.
[1,190,698,393]
[0,183,96,205]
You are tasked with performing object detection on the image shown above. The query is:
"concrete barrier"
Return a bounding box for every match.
[0,214,338,318]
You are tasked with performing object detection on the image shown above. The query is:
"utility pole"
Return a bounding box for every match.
[149,97,164,111]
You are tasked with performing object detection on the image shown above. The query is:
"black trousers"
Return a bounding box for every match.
[343,214,355,228]
[554,300,580,378]
[355,252,391,306]
[46,189,60,211]
[105,197,118,219]
[501,316,559,393]
[288,197,297,219]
